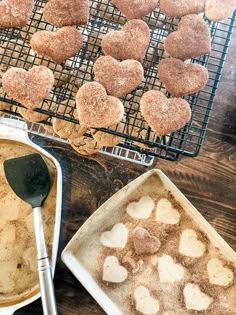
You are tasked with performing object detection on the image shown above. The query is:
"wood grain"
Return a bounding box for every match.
[15,24,236,315]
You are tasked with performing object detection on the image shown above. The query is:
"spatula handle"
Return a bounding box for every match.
[34,207,58,315]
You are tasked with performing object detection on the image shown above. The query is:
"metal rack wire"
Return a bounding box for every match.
[0,0,235,161]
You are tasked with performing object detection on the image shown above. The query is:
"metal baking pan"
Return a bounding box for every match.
[0,117,62,314]
[62,169,236,315]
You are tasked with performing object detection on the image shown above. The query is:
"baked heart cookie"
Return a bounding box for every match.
[76,82,124,128]
[158,58,209,97]
[140,90,191,136]
[30,27,83,64]
[133,227,161,256]
[205,0,236,21]
[43,0,89,27]
[160,0,205,17]
[164,14,211,60]
[0,0,34,28]
[2,66,54,110]
[101,19,150,61]
[93,56,144,97]
[111,0,159,19]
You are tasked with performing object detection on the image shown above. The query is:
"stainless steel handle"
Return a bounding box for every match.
[34,207,58,315]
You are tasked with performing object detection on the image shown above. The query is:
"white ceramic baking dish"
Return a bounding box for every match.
[62,169,236,315]
[0,117,62,315]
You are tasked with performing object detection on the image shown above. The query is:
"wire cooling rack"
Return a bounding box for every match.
[0,0,235,161]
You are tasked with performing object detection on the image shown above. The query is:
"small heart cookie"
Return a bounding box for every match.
[101,19,150,61]
[103,256,128,283]
[0,0,34,28]
[160,0,205,17]
[158,255,185,283]
[184,283,213,311]
[76,82,124,128]
[140,90,191,136]
[100,223,128,249]
[126,196,155,219]
[133,227,161,256]
[43,0,89,27]
[164,14,211,60]
[2,66,54,110]
[30,26,83,64]
[205,0,236,21]
[156,198,180,224]
[111,0,159,19]
[134,286,160,315]
[93,56,144,97]
[207,258,234,286]
[179,229,205,258]
[158,58,209,97]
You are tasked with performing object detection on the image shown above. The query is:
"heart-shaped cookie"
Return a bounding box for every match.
[133,227,161,256]
[30,26,83,64]
[207,258,234,286]
[100,223,128,249]
[160,0,205,17]
[76,82,124,128]
[2,66,54,110]
[205,0,236,21]
[164,14,211,60]
[183,283,213,311]
[43,0,89,27]
[126,196,155,219]
[140,90,191,136]
[179,229,205,258]
[93,56,144,97]
[158,255,185,283]
[0,0,34,28]
[103,256,128,283]
[111,0,159,19]
[156,198,180,224]
[158,58,209,97]
[101,19,150,61]
[134,286,160,315]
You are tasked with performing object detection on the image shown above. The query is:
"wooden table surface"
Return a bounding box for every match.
[15,27,236,315]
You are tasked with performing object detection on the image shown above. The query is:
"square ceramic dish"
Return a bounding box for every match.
[62,169,236,315]
[0,117,62,315]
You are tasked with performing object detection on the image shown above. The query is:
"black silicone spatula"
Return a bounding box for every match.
[4,153,58,315]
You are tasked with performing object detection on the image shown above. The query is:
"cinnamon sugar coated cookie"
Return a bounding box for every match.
[160,0,205,17]
[93,56,144,97]
[205,0,236,21]
[101,19,150,61]
[111,0,159,20]
[70,136,102,155]
[158,58,209,97]
[0,0,34,28]
[43,0,89,27]
[140,90,191,136]
[76,82,124,128]
[2,66,54,110]
[30,27,83,64]
[164,14,211,60]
